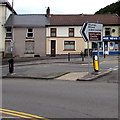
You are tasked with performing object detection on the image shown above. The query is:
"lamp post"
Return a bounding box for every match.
[11,0,14,56]
[8,0,14,74]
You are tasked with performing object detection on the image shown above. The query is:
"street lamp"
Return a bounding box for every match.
[8,0,14,74]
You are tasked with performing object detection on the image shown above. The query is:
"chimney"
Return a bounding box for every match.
[46,7,50,17]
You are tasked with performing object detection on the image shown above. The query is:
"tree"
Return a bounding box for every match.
[95,1,120,16]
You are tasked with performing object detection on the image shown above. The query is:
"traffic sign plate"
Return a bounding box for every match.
[80,23,103,42]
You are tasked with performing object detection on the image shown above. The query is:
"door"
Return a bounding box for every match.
[51,40,56,57]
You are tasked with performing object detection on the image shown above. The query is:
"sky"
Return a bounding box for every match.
[8,0,118,14]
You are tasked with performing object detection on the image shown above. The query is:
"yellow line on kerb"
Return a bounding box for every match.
[0,109,50,120]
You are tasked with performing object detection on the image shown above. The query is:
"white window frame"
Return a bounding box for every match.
[26,28,34,38]
[6,27,12,38]
[63,40,76,51]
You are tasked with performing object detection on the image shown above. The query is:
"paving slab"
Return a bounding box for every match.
[77,70,112,81]
[56,72,88,81]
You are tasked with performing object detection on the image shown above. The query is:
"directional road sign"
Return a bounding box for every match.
[80,23,103,42]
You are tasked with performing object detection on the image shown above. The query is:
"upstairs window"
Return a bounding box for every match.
[105,28,111,36]
[69,28,74,37]
[51,28,56,37]
[6,27,12,38]
[26,28,34,38]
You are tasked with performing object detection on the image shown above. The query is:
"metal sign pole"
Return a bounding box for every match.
[97,42,100,58]
[87,41,90,74]
[97,42,100,72]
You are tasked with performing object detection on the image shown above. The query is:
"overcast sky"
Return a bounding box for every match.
[8,0,117,14]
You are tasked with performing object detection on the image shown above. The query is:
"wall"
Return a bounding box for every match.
[0,5,5,52]
[46,26,92,55]
[34,27,46,56]
[12,27,46,57]
[46,26,82,37]
[103,26,119,37]
[46,37,85,55]
[0,4,12,54]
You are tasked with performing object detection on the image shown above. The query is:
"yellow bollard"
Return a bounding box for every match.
[93,55,99,72]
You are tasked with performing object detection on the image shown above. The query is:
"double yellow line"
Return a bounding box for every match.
[0,108,50,120]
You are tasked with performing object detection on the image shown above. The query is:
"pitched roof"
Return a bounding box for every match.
[50,14,120,26]
[5,14,50,27]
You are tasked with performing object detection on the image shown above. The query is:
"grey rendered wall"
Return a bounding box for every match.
[13,27,46,57]
[34,27,46,56]
[14,28,26,57]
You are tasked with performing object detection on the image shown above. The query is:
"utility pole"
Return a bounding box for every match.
[10,0,14,57]
[8,0,14,74]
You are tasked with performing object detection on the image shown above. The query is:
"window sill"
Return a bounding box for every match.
[24,52,34,54]
[5,37,12,39]
[50,36,56,37]
[26,37,34,39]
[69,36,74,37]
[64,49,76,51]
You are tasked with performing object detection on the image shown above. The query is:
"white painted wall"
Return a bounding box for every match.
[6,7,12,20]
[57,27,68,37]
[0,4,12,53]
[46,26,82,37]
[0,5,5,52]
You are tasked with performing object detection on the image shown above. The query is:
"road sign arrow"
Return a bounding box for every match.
[80,23,89,42]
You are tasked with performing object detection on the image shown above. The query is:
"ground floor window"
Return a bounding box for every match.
[5,41,11,53]
[92,42,104,51]
[25,41,34,54]
[64,41,75,51]
[92,41,118,52]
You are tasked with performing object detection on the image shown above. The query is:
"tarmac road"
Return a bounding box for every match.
[2,56,118,119]
[2,76,118,118]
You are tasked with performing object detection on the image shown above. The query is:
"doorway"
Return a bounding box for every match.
[51,40,56,57]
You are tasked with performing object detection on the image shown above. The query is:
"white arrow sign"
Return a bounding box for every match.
[80,23,103,42]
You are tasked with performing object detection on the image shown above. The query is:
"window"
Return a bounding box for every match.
[6,27,12,38]
[69,28,74,37]
[51,28,56,37]
[105,28,111,36]
[64,41,75,51]
[5,41,11,53]
[25,41,34,54]
[26,28,34,38]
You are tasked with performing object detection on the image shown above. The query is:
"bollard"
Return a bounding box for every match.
[8,58,14,74]
[68,53,70,61]
[104,53,106,58]
[93,55,99,73]
[80,51,84,61]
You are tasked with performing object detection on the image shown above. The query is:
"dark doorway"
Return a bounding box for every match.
[51,40,56,57]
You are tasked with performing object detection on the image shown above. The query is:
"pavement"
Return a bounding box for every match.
[2,55,117,81]
[2,70,112,81]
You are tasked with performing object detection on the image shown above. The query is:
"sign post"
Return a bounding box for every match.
[87,41,90,74]
[80,23,103,74]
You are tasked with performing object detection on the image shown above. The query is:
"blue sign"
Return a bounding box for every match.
[103,36,120,41]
